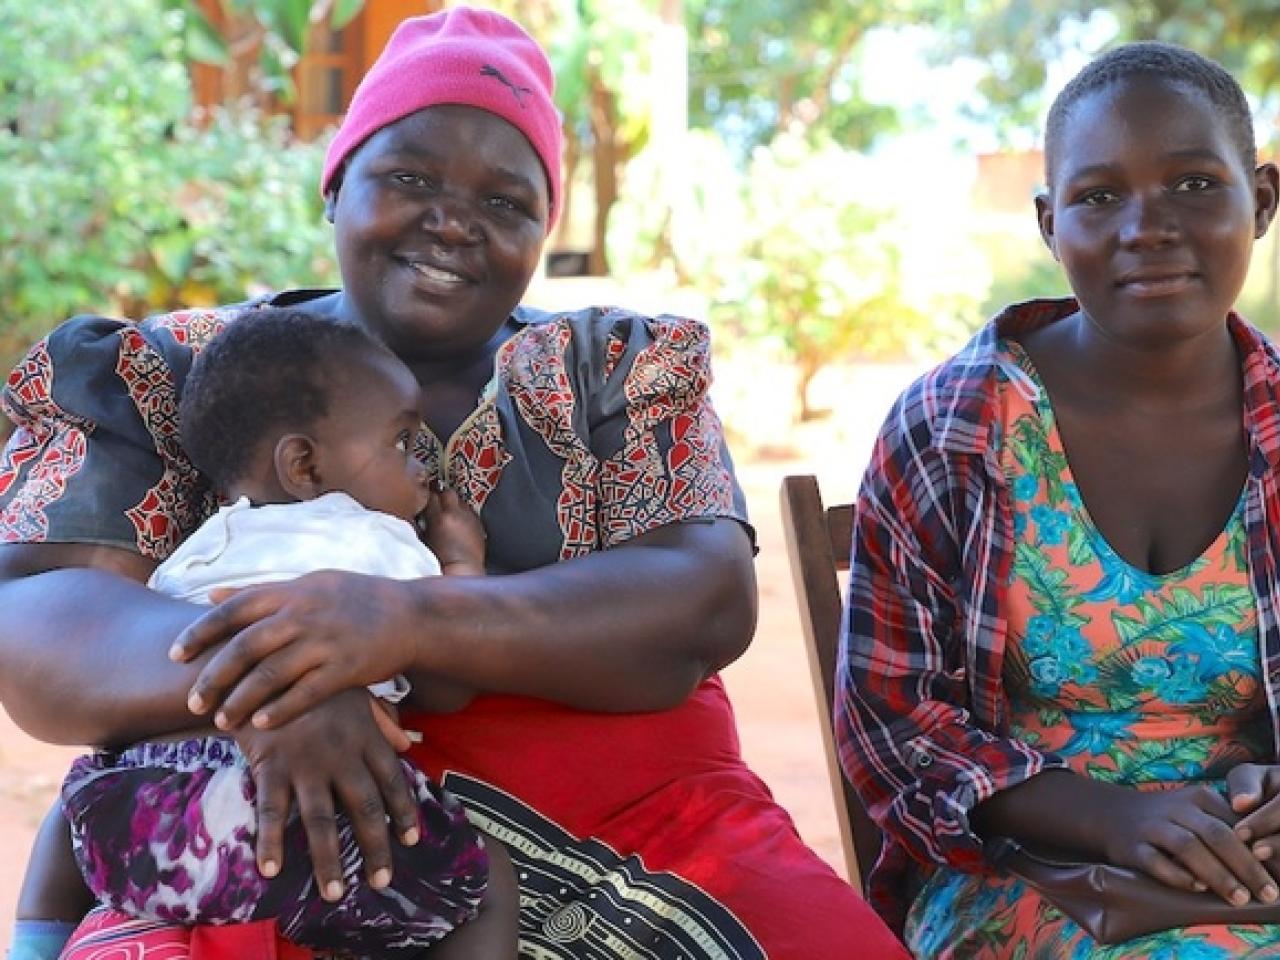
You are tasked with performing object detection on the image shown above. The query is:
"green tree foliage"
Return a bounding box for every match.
[0,0,336,367]
[686,0,908,155]
[932,0,1280,139]
[686,133,981,420]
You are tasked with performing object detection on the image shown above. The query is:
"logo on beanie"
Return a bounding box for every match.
[480,64,533,107]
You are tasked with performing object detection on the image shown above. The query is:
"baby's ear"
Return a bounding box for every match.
[274,433,323,500]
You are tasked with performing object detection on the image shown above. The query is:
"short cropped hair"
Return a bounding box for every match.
[180,306,388,492]
[1045,41,1256,184]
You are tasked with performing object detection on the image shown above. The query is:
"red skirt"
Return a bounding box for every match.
[61,909,310,959]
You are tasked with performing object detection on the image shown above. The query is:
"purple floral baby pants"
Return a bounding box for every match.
[61,735,488,957]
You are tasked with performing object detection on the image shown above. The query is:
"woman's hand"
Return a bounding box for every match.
[232,687,421,900]
[171,570,422,730]
[1228,764,1280,866]
[1100,784,1279,905]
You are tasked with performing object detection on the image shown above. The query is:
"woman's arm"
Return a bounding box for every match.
[174,515,755,729]
[0,542,201,746]
[0,543,422,899]
[836,403,1069,880]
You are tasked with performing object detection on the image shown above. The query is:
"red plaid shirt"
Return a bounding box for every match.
[837,298,1280,929]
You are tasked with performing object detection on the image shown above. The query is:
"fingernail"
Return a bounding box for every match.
[1257,844,1274,860]
[324,880,343,901]
[1193,881,1208,892]
[252,711,270,729]
[260,859,279,878]
[402,827,420,846]
[1232,887,1250,906]
[371,867,392,889]
[1264,884,1278,903]
[168,644,184,662]
[1239,826,1254,842]
[187,692,205,714]
[214,711,231,731]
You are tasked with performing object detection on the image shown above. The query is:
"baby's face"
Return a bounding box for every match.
[310,349,430,523]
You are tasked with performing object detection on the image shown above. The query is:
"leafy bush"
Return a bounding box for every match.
[707,133,985,420]
[0,0,336,370]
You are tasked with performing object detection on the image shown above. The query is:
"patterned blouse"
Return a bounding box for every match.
[0,289,748,566]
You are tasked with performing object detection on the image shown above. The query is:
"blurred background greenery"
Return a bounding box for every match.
[5,0,1280,424]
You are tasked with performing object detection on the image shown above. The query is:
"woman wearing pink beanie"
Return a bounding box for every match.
[0,6,906,959]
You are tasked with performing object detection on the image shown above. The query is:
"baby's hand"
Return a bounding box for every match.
[419,487,486,575]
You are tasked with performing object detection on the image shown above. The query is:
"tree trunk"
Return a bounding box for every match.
[551,122,582,252]
[588,65,618,276]
[796,356,827,422]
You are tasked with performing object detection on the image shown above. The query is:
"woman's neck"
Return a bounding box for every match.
[1024,310,1241,414]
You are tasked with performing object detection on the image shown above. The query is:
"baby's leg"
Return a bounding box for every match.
[17,802,94,921]
[10,803,95,959]
[61,738,270,925]
[426,839,519,960]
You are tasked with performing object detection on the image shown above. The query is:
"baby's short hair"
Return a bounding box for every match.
[1045,41,1256,185]
[180,306,388,492]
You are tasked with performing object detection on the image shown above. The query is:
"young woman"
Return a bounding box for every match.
[839,41,1280,957]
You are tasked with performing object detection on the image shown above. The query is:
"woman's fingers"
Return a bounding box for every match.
[169,586,281,665]
[234,661,332,732]
[177,573,420,726]
[294,774,346,902]
[370,699,415,752]
[1233,767,1280,844]
[192,621,330,728]
[1130,841,1203,892]
[234,689,415,898]
[249,757,291,882]
[1161,805,1279,904]
[1228,763,1280,818]
[339,747,422,888]
[377,762,424,849]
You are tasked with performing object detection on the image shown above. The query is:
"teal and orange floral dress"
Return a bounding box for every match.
[904,340,1280,959]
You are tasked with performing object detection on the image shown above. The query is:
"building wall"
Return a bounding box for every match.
[193,0,443,139]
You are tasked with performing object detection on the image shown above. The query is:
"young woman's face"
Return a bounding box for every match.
[328,105,549,363]
[312,349,431,524]
[1037,78,1277,349]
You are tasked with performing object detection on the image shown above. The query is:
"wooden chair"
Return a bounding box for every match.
[779,473,880,892]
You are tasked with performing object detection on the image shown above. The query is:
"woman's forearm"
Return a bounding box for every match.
[0,546,205,746]
[409,518,757,712]
[971,768,1139,858]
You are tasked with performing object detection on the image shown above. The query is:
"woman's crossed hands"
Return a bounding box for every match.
[1102,775,1280,907]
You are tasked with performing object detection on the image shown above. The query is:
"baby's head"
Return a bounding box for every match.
[181,306,430,523]
[1044,42,1256,190]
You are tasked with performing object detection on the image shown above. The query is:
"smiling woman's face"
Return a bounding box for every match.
[1037,77,1271,350]
[327,104,549,363]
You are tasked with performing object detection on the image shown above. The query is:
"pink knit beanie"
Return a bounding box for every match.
[321,6,562,228]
